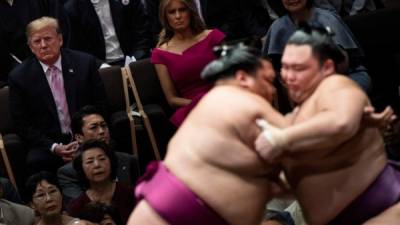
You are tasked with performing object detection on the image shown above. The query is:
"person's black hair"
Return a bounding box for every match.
[71,105,106,135]
[286,22,347,70]
[25,171,61,203]
[201,43,267,82]
[79,202,123,225]
[73,140,118,189]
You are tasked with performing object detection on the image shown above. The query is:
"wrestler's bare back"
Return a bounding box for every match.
[129,85,287,225]
[282,75,387,225]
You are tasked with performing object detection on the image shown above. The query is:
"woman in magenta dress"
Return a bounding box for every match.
[151,0,225,127]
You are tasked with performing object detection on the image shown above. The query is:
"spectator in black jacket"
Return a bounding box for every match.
[65,0,151,65]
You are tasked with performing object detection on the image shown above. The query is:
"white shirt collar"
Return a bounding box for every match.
[39,56,62,74]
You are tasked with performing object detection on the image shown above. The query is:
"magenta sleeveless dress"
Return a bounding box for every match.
[151,29,225,127]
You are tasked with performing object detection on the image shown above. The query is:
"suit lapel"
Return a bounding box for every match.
[60,50,77,117]
[79,0,103,36]
[109,0,122,39]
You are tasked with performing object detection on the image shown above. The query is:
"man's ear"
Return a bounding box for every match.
[322,59,336,76]
[28,201,35,210]
[58,33,63,47]
[235,70,253,88]
[75,134,84,144]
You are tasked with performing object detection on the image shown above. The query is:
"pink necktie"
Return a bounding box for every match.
[48,66,71,133]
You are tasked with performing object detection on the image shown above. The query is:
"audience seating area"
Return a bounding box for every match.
[0,86,28,192]
[0,59,175,191]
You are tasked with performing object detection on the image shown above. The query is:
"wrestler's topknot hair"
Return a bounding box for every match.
[287,22,347,70]
[201,43,263,82]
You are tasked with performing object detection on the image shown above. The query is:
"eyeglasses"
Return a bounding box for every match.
[33,188,60,201]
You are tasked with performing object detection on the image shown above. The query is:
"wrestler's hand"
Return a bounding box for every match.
[255,119,288,163]
[363,106,396,130]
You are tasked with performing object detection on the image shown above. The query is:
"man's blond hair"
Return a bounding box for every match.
[26,17,61,41]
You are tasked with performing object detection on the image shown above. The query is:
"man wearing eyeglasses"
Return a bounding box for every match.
[8,17,106,175]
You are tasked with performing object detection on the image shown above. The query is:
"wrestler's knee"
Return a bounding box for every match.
[128,200,170,225]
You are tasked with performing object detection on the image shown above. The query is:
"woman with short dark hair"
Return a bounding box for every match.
[26,171,90,225]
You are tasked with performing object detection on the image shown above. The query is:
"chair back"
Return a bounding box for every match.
[128,59,171,115]
[0,87,13,134]
[0,87,17,188]
[98,66,126,114]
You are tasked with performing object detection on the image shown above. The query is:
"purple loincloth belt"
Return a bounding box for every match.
[328,161,400,225]
[135,161,230,225]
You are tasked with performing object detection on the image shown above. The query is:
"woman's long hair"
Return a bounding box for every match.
[158,0,206,46]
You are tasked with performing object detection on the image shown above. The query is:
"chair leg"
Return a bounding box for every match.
[0,134,17,191]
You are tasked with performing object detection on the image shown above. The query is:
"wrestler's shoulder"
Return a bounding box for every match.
[210,86,261,100]
[319,74,364,93]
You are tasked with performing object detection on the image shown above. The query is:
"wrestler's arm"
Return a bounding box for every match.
[283,107,299,126]
[255,94,290,128]
[282,84,366,152]
[255,78,367,160]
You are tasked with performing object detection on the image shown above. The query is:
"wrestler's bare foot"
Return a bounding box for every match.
[363,202,400,225]
[128,200,170,225]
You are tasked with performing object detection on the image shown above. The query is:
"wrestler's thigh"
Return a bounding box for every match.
[363,202,400,225]
[128,200,170,225]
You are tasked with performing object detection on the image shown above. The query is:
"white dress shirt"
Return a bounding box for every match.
[91,0,124,61]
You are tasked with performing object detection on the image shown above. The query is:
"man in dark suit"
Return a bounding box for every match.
[0,0,70,84]
[8,17,106,175]
[57,105,139,204]
[65,0,151,65]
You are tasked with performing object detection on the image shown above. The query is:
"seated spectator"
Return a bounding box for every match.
[58,105,139,204]
[68,140,135,225]
[144,0,270,47]
[152,0,225,127]
[0,0,70,83]
[0,180,35,225]
[263,0,371,94]
[8,17,106,175]
[65,0,151,65]
[79,202,123,225]
[25,171,90,225]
